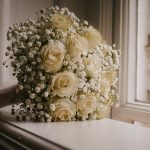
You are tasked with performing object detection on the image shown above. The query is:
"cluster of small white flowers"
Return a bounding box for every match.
[5,6,119,122]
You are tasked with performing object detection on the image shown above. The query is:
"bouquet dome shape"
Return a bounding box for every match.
[5,6,119,122]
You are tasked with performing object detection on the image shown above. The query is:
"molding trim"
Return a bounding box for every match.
[0,118,68,150]
[99,0,113,44]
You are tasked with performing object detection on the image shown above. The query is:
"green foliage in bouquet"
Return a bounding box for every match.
[5,6,119,122]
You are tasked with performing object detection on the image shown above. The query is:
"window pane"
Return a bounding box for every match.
[137,0,150,103]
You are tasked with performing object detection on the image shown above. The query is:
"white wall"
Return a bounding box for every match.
[0,0,53,86]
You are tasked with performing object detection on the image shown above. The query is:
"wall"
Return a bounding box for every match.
[0,0,53,86]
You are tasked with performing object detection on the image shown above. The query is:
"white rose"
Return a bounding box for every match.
[51,71,78,97]
[83,26,102,50]
[102,71,117,86]
[52,98,76,121]
[40,41,65,73]
[96,102,110,119]
[51,14,73,31]
[99,79,110,98]
[83,54,101,77]
[66,34,88,60]
[77,93,97,118]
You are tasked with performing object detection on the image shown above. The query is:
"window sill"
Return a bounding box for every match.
[1,106,150,150]
[112,105,150,124]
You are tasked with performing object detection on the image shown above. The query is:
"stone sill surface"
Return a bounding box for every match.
[0,106,150,150]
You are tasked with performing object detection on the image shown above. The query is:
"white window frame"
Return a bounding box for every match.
[112,0,150,124]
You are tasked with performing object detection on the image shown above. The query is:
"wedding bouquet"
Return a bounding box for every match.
[5,6,119,122]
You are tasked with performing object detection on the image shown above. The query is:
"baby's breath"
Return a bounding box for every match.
[5,6,119,122]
